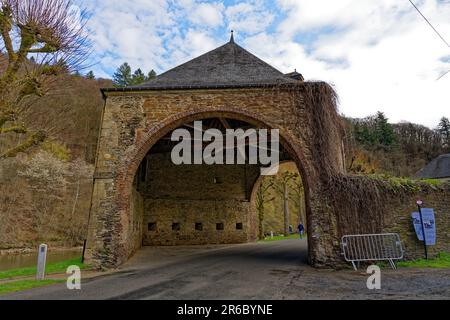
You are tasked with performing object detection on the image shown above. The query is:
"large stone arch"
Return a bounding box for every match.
[85,87,345,269]
[122,109,313,258]
[117,107,313,212]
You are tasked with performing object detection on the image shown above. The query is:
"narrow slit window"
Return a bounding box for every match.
[148,222,157,231]
[172,223,181,231]
[216,223,224,231]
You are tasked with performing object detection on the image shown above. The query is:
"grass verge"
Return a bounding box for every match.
[260,233,306,242]
[397,252,450,268]
[0,279,64,295]
[0,258,87,280]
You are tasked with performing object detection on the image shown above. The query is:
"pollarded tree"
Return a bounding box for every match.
[0,0,90,158]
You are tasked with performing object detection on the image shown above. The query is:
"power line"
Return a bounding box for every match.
[408,0,450,48]
[408,0,450,80]
[436,68,450,81]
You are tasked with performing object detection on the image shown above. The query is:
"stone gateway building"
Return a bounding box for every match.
[85,35,450,269]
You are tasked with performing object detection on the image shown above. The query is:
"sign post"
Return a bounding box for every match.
[416,200,428,260]
[36,244,48,280]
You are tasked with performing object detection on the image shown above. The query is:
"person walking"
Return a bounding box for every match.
[298,223,304,239]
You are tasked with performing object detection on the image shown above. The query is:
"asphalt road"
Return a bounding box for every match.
[2,240,450,300]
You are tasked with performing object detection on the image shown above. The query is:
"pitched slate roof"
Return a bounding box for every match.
[125,35,298,90]
[415,153,450,179]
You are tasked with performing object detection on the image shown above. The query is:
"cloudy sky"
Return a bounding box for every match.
[76,0,450,127]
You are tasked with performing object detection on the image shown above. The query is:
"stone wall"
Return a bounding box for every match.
[322,175,450,265]
[138,153,260,246]
[130,187,144,253]
[382,183,450,259]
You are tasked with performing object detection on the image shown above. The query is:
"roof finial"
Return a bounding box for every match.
[230,30,235,43]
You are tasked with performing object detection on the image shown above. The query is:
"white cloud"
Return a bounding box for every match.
[78,0,450,127]
[264,0,450,127]
[189,2,224,28]
[174,0,224,28]
[165,29,220,69]
[83,0,175,76]
[225,1,275,35]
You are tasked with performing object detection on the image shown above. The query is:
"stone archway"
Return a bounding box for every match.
[83,35,349,269]
[85,85,345,269]
[119,109,313,263]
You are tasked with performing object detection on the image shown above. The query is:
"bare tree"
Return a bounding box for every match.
[289,172,306,228]
[271,171,296,236]
[0,0,90,157]
[255,178,273,239]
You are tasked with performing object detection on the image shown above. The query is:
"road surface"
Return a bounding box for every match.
[2,240,450,299]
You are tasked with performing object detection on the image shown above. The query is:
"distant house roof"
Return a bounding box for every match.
[285,70,304,81]
[103,34,300,92]
[415,153,450,179]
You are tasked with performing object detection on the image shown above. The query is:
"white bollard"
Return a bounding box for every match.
[270,231,274,239]
[36,244,48,281]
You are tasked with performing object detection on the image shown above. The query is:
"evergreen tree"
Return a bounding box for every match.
[113,62,132,87]
[437,117,450,148]
[374,111,395,147]
[131,68,146,85]
[113,63,157,87]
[147,69,157,80]
[86,71,95,80]
[353,112,395,148]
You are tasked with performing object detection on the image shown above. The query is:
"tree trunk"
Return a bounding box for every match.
[257,206,264,240]
[283,184,290,236]
[298,197,303,224]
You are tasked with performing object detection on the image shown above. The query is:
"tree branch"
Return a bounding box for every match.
[0,4,16,62]
[0,130,46,158]
[0,124,26,134]
[4,26,35,80]
[27,44,59,54]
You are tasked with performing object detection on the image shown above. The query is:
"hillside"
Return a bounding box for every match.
[344,112,450,177]
[0,74,111,250]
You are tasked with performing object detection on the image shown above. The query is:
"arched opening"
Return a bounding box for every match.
[115,109,314,266]
[134,117,263,246]
[249,161,308,262]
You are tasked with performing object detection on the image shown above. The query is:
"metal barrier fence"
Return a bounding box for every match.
[341,233,404,270]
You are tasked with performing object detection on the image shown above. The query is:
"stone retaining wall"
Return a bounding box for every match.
[382,183,450,259]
